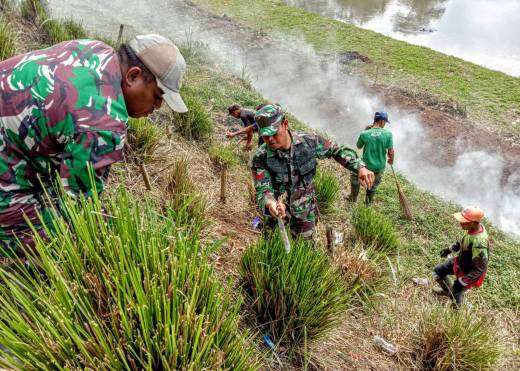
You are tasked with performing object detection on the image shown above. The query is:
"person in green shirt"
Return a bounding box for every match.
[349,111,394,205]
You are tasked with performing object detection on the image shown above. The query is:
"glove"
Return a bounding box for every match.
[440,248,451,258]
[451,242,461,252]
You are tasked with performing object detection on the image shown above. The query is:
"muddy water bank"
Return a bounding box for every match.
[283,0,520,77]
[48,0,520,236]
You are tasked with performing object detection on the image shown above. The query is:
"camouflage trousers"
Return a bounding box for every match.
[262,200,317,240]
[0,190,53,257]
[350,170,384,204]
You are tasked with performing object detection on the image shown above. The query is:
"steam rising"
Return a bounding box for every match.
[49,0,520,236]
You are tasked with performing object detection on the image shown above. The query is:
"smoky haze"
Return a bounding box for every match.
[48,0,520,236]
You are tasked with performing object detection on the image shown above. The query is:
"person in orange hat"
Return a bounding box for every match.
[432,206,489,307]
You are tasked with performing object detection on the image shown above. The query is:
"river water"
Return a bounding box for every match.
[48,0,520,236]
[284,0,520,77]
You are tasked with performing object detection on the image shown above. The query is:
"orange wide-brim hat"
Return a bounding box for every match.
[453,206,484,223]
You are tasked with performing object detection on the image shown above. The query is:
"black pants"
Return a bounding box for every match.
[433,258,467,306]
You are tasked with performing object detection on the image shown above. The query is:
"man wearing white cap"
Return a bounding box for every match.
[0,34,187,257]
[432,206,489,307]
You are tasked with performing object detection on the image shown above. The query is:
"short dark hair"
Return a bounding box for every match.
[117,43,155,83]
[228,104,241,114]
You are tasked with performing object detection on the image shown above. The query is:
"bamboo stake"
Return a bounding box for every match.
[140,163,152,191]
[220,166,227,203]
[116,24,124,48]
[326,225,334,254]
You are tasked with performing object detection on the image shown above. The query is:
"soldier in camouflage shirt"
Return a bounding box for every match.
[0,34,187,256]
[251,104,375,239]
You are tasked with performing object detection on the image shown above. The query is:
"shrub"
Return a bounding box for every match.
[42,18,87,44]
[314,168,340,213]
[19,0,46,23]
[0,18,15,61]
[165,157,207,227]
[171,86,213,140]
[413,307,500,370]
[126,117,162,163]
[208,142,240,168]
[240,234,353,351]
[0,189,257,369]
[351,205,398,252]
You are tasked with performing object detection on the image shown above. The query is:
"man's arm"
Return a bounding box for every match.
[387,148,395,165]
[60,129,125,197]
[356,134,364,150]
[315,135,363,173]
[226,124,254,138]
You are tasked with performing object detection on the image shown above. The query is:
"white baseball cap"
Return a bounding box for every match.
[128,34,188,113]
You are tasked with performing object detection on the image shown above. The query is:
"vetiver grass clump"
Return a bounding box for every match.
[0,17,15,61]
[172,86,213,140]
[240,234,353,350]
[208,142,240,168]
[126,117,162,163]
[352,205,398,252]
[412,307,500,370]
[314,168,340,213]
[0,189,257,370]
[42,18,87,44]
[19,0,46,23]
[166,157,207,227]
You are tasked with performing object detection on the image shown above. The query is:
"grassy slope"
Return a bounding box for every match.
[2,4,518,368]
[191,0,520,138]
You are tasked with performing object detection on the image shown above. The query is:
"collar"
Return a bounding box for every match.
[468,225,485,235]
[266,130,303,158]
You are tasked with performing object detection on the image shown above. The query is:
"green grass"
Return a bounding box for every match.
[165,157,207,228]
[351,204,399,252]
[240,234,353,351]
[0,189,257,369]
[19,0,46,24]
[314,168,340,214]
[126,117,162,163]
[42,18,87,44]
[412,306,500,370]
[171,85,214,140]
[191,0,520,138]
[0,17,15,61]
[208,142,240,168]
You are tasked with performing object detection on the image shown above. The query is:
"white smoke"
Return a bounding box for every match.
[48,0,520,236]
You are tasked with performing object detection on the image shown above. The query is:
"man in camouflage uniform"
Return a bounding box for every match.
[0,34,187,256]
[251,104,375,239]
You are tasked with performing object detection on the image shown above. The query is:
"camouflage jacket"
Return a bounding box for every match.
[0,40,128,250]
[251,131,363,222]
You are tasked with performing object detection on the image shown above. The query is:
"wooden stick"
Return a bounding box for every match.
[220,166,227,203]
[140,163,152,191]
[326,225,334,255]
[116,24,124,48]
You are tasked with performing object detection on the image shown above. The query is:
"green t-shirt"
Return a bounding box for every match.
[356,127,393,172]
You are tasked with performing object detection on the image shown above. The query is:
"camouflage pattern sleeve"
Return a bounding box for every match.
[251,148,275,211]
[314,134,364,173]
[60,129,125,197]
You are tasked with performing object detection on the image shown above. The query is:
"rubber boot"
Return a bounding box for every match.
[433,277,451,296]
[347,187,359,202]
[365,192,375,205]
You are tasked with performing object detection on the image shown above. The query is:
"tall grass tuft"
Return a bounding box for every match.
[413,307,500,370]
[314,168,340,213]
[0,17,15,61]
[126,117,162,163]
[19,0,46,23]
[208,142,240,168]
[240,234,353,351]
[42,18,87,44]
[0,189,257,369]
[171,86,213,140]
[351,205,398,252]
[166,157,207,228]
